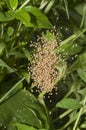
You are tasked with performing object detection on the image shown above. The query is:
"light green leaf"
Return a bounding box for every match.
[14,9,35,27]
[56,98,82,109]
[24,6,52,28]
[21,72,30,84]
[0,42,5,54]
[7,27,14,36]
[14,123,47,130]
[78,87,86,96]
[14,123,38,130]
[0,11,14,21]
[6,0,18,10]
[77,69,86,83]
[23,48,31,61]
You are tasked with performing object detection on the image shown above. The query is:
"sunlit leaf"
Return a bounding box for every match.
[24,6,52,28]
[7,27,14,36]
[6,0,18,10]
[21,71,30,84]
[14,9,36,27]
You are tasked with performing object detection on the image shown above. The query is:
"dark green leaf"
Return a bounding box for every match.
[0,90,48,129]
[0,59,14,73]
[68,52,86,73]
[0,78,24,104]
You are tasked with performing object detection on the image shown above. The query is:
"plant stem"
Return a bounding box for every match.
[44,0,55,14]
[59,109,72,119]
[19,0,30,9]
[1,24,4,39]
[73,96,86,130]
[64,0,69,19]
[0,78,25,104]
[39,0,48,10]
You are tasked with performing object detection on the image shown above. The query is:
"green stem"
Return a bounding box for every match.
[0,77,25,104]
[1,24,4,39]
[73,96,86,130]
[64,0,69,19]
[39,0,48,10]
[19,0,31,9]
[59,109,72,119]
[44,0,55,14]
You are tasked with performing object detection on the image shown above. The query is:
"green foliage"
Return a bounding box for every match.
[56,98,82,109]
[6,0,18,10]
[0,0,86,130]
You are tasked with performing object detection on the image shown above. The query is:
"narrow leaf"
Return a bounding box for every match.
[14,123,38,130]
[0,42,5,54]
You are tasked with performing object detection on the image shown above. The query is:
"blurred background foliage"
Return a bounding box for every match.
[0,0,86,130]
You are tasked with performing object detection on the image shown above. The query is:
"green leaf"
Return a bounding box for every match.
[59,41,82,56]
[68,52,86,73]
[0,89,48,129]
[0,11,14,21]
[78,87,86,96]
[23,48,31,61]
[14,123,38,130]
[14,9,36,27]
[9,51,25,58]
[24,6,52,28]
[21,72,30,84]
[75,3,86,27]
[77,69,86,83]
[0,42,5,54]
[56,98,82,109]
[0,59,14,73]
[7,27,14,36]
[0,78,24,104]
[14,123,47,130]
[6,0,18,10]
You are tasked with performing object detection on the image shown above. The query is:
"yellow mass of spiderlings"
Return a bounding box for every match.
[28,30,66,93]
